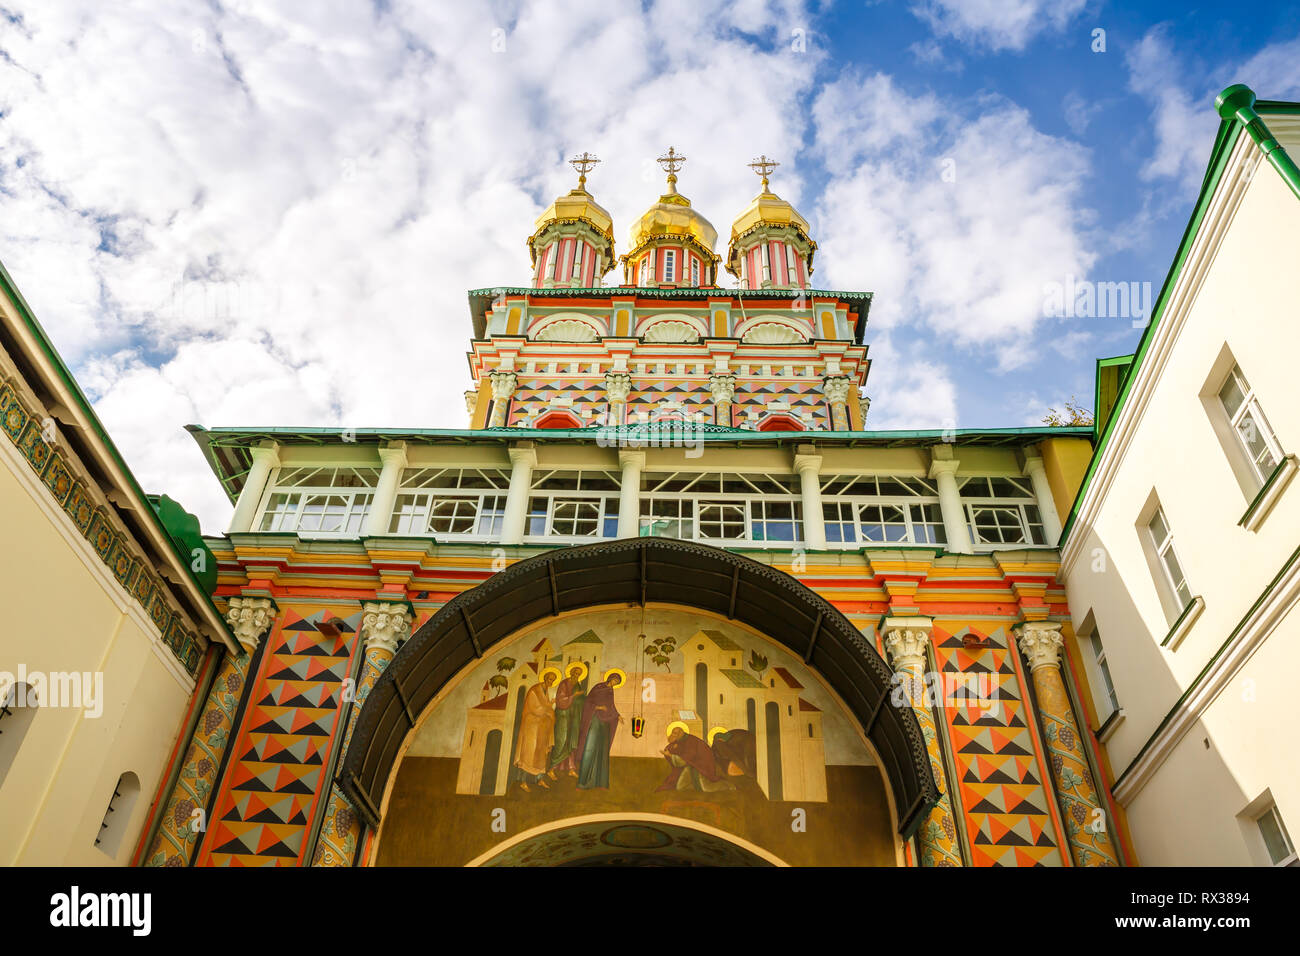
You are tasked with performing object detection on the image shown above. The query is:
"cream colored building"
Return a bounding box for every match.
[0,263,236,865]
[1059,87,1300,867]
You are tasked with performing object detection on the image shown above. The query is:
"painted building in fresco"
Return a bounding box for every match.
[0,87,1295,868]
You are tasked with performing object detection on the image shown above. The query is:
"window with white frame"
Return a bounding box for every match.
[819,475,946,546]
[1218,364,1284,488]
[388,467,511,537]
[525,469,621,539]
[959,476,1045,546]
[1087,629,1120,718]
[643,253,654,285]
[1256,803,1296,866]
[1146,505,1192,611]
[639,472,803,545]
[258,466,379,536]
[690,256,700,286]
[663,250,676,283]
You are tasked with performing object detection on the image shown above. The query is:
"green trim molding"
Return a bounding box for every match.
[0,257,235,652]
[1060,88,1300,547]
[0,373,204,675]
[1237,454,1297,530]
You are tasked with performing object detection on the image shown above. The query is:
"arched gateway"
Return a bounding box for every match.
[340,538,938,866]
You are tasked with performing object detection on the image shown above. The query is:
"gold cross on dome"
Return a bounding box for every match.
[570,151,600,189]
[749,155,780,189]
[657,146,686,185]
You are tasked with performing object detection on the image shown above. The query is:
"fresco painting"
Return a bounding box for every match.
[379,608,897,866]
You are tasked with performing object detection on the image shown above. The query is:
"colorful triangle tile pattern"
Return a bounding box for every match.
[197,607,361,867]
[932,624,1063,866]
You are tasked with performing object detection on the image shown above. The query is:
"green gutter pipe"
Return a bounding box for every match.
[1217,84,1300,202]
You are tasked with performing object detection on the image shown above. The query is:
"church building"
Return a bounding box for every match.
[0,86,1295,868]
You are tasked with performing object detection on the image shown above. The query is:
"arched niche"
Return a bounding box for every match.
[341,540,938,866]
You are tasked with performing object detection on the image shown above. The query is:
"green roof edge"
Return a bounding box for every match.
[1060,87,1300,546]
[0,257,235,645]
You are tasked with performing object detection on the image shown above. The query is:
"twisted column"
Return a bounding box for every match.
[882,618,964,867]
[1016,621,1119,867]
[312,602,414,866]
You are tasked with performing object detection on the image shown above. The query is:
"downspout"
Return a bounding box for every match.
[1217,84,1300,202]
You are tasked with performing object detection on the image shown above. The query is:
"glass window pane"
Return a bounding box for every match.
[1218,370,1247,418]
[1259,808,1294,864]
[1148,509,1169,547]
[478,496,505,536]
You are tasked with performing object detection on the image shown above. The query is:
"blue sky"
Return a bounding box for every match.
[1,0,1299,531]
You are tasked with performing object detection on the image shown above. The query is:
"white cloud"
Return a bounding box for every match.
[1128,26,1300,195]
[910,0,1087,52]
[0,0,823,531]
[858,334,958,430]
[811,72,1097,369]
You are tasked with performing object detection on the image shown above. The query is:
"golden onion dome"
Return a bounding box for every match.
[726,156,817,275]
[527,185,615,266]
[728,186,814,246]
[627,180,718,256]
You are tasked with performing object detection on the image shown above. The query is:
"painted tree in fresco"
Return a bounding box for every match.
[748,649,768,679]
[644,635,677,672]
[488,656,517,696]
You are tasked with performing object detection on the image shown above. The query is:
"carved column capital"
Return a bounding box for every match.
[464,389,479,417]
[604,371,633,403]
[708,373,737,403]
[1016,621,1064,671]
[881,616,933,673]
[225,596,276,654]
[859,393,871,424]
[489,369,517,401]
[821,375,852,404]
[360,602,413,656]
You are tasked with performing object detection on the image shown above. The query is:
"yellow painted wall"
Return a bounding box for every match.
[1038,437,1092,526]
[0,443,192,865]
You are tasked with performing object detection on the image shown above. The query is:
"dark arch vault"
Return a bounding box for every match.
[339,537,938,838]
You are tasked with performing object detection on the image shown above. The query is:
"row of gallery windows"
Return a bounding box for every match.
[253,466,1047,549]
